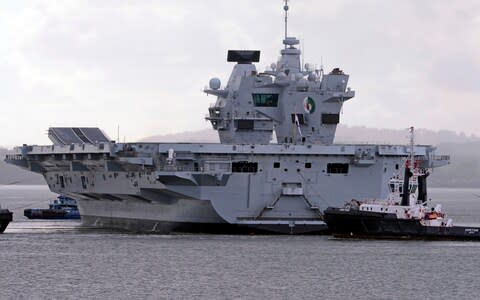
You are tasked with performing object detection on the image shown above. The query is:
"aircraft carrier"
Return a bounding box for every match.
[5,2,450,234]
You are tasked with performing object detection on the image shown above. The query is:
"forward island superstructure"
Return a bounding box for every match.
[5,2,450,234]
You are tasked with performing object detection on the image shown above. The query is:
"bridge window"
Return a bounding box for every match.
[291,113,305,124]
[236,120,254,130]
[252,94,279,107]
[81,176,87,189]
[232,161,258,173]
[322,113,340,124]
[327,163,349,174]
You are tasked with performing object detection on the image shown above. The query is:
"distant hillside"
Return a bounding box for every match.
[335,126,479,145]
[429,142,480,188]
[140,125,479,145]
[1,126,479,187]
[141,128,218,143]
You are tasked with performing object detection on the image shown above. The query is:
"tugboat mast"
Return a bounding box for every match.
[409,126,415,168]
[401,127,415,206]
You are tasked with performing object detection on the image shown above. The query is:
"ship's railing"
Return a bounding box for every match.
[4,154,23,160]
[433,155,450,161]
[10,143,112,156]
[206,111,269,120]
[158,165,201,172]
[202,155,231,161]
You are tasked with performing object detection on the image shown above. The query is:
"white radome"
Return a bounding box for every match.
[209,78,221,90]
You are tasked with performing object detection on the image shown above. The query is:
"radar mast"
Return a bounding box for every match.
[284,0,289,48]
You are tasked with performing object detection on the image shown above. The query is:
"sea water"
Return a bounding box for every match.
[1,185,480,299]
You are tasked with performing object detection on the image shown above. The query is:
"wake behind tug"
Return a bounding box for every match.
[324,128,480,241]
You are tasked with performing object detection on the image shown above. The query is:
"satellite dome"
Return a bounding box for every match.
[209,78,221,90]
[297,78,308,89]
[276,72,287,81]
[307,73,317,82]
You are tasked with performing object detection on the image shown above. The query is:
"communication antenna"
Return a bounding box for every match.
[284,0,289,48]
[320,56,324,74]
[301,37,305,71]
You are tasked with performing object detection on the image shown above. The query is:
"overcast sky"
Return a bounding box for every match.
[1,0,479,146]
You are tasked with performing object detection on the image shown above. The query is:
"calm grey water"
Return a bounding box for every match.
[1,185,480,299]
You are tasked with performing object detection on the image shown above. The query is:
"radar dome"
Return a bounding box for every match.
[276,72,287,81]
[209,78,221,90]
[307,73,317,82]
[297,78,308,89]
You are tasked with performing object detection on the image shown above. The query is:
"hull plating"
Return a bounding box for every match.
[76,198,329,234]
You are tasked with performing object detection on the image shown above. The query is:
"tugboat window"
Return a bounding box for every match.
[327,163,349,174]
[305,162,312,169]
[389,183,395,192]
[410,185,417,194]
[252,94,279,107]
[274,162,280,168]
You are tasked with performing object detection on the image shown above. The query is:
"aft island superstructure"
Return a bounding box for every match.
[5,2,450,234]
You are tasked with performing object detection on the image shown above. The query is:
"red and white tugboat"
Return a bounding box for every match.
[324,127,480,240]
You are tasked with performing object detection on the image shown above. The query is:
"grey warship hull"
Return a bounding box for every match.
[6,142,448,234]
[4,3,450,234]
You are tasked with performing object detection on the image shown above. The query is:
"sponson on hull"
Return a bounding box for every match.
[324,127,480,240]
[0,205,13,233]
[5,2,450,234]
